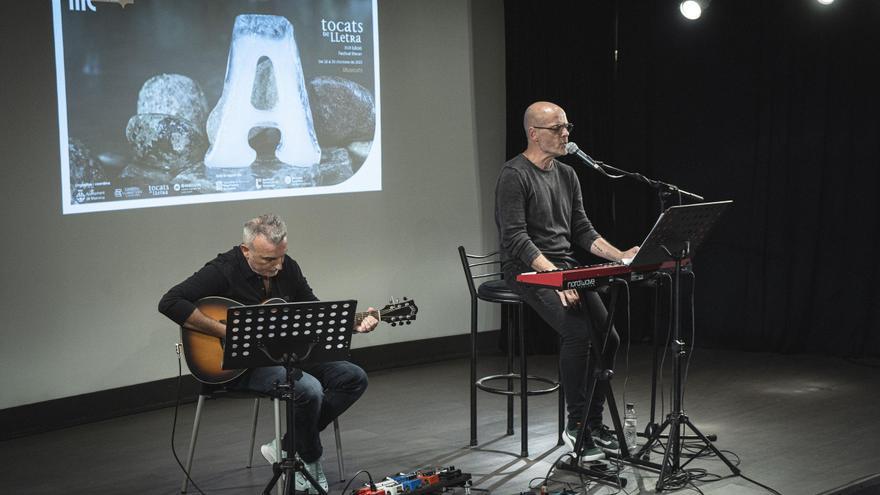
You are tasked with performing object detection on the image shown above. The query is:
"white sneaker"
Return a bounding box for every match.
[260,439,286,464]
[293,470,310,492]
[296,457,328,493]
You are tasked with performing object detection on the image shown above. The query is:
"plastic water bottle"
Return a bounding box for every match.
[624,403,638,452]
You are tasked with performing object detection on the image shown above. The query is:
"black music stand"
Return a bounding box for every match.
[222,299,358,495]
[633,201,726,443]
[627,200,738,491]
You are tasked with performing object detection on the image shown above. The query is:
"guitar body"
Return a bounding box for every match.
[179,295,417,384]
[180,296,284,384]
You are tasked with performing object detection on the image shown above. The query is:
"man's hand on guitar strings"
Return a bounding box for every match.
[356,308,379,333]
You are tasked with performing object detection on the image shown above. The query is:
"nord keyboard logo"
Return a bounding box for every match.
[568,278,596,289]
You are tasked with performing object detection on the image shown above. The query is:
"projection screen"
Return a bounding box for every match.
[52,0,381,214]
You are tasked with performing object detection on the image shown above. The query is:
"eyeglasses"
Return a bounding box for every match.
[532,123,574,134]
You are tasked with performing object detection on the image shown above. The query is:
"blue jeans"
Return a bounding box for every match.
[229,361,368,462]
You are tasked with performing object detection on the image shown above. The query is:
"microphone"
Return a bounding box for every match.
[565,142,603,173]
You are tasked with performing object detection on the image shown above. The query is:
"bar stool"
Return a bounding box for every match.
[458,246,565,457]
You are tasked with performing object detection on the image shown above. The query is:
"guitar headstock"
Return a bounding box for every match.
[379,297,418,326]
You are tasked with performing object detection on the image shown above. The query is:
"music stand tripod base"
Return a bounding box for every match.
[222,299,358,495]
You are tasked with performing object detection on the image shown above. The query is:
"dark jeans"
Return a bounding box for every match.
[506,273,620,432]
[229,360,368,462]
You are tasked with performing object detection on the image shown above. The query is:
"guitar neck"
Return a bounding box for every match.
[354,309,378,325]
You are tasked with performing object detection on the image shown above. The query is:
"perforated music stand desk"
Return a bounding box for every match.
[221,298,358,495]
[222,299,357,370]
[627,199,733,267]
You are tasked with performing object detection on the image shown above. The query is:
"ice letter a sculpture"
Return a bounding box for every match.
[205,15,321,168]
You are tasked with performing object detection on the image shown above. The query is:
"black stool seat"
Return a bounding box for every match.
[477,279,522,302]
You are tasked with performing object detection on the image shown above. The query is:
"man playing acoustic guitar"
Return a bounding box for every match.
[158,213,379,493]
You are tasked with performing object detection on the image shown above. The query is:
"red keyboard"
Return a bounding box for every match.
[516,260,687,290]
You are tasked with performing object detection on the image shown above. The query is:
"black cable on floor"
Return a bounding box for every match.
[171,344,207,495]
[737,472,783,495]
[531,450,579,490]
[338,468,376,495]
[620,281,633,410]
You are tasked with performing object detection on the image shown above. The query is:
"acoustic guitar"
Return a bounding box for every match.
[180,296,418,384]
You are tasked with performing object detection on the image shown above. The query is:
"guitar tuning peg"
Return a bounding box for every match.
[390,322,397,327]
[406,321,412,325]
[403,297,408,301]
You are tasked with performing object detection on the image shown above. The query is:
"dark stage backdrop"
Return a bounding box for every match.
[504,0,880,357]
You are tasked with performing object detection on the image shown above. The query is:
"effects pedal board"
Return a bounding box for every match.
[353,466,472,495]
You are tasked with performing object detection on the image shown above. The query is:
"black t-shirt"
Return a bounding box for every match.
[158,246,318,326]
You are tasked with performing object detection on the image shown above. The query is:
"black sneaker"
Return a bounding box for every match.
[561,425,605,462]
[590,424,620,453]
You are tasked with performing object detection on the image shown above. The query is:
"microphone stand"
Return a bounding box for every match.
[592,160,704,210]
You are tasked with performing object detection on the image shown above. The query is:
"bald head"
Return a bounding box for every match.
[523,101,565,133]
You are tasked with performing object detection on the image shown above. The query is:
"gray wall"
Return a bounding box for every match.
[0,0,506,410]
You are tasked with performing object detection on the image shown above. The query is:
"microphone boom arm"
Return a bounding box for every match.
[594,160,704,202]
[565,141,704,205]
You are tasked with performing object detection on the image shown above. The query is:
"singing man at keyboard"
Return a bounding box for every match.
[494,101,639,461]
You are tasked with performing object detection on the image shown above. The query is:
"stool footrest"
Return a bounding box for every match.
[475,373,560,396]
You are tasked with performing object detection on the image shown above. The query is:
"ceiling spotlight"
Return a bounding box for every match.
[680,0,705,20]
[816,0,834,4]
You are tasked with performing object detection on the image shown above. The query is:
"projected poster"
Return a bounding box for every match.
[52,0,380,214]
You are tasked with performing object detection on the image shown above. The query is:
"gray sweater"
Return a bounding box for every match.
[495,154,600,272]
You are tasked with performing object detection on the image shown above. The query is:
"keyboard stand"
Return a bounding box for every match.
[555,278,631,488]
